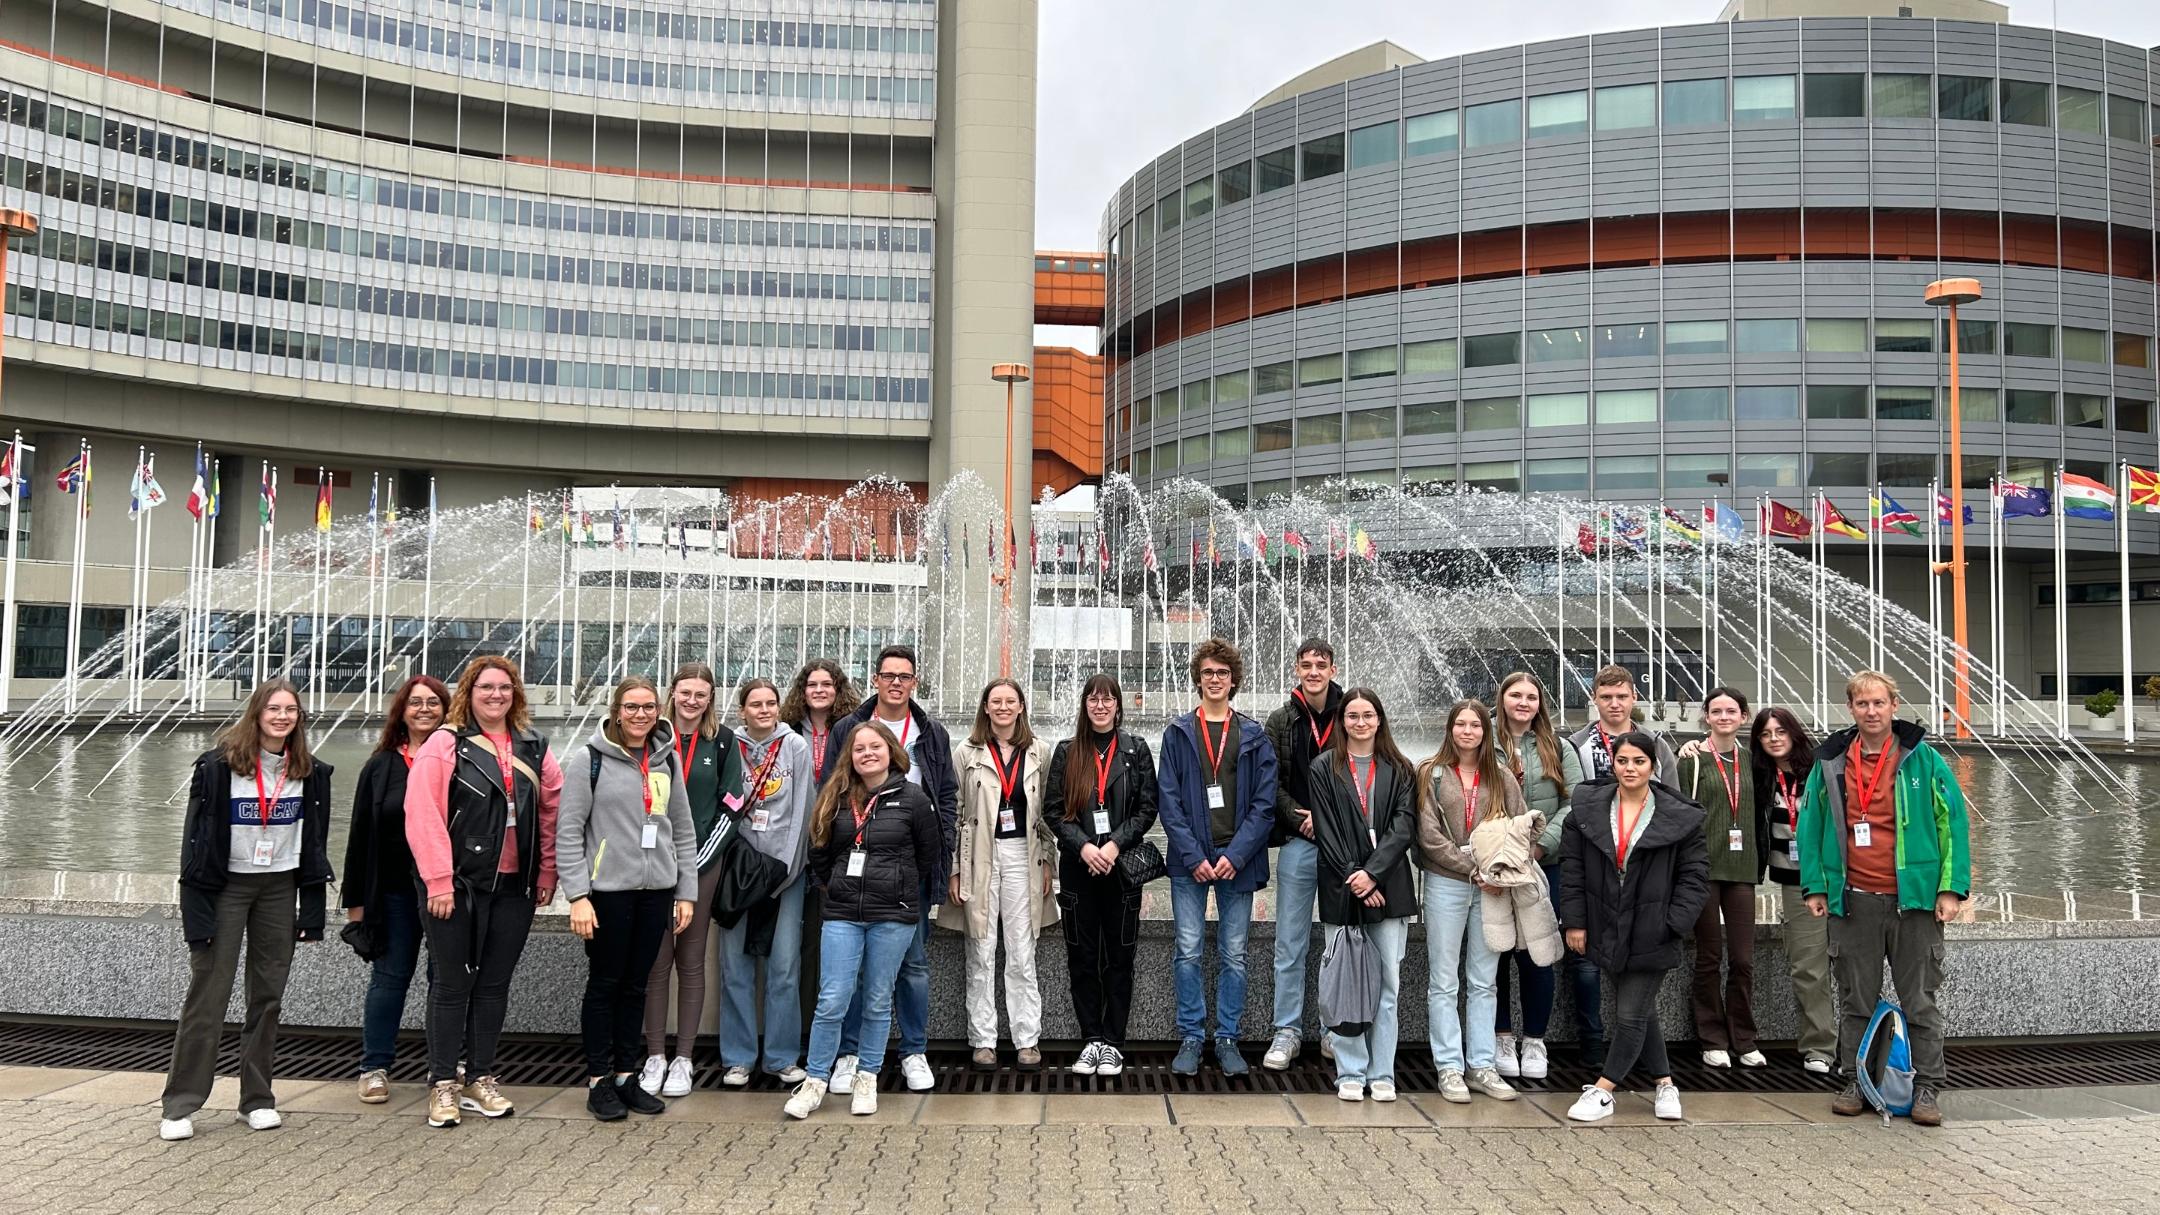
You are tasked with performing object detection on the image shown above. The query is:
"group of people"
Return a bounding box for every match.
[154,636,1971,1138]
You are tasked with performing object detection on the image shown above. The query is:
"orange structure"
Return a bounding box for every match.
[1032,250,1108,494]
[1034,251,1107,325]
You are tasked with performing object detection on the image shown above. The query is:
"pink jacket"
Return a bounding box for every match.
[403,727,564,900]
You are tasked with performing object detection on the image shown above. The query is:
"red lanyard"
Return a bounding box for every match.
[883,712,913,751]
[1295,690,1333,750]
[1848,741,1897,821]
[1708,745,1742,811]
[398,744,413,770]
[739,735,783,808]
[1615,792,1645,869]
[676,730,698,776]
[255,762,289,827]
[637,744,655,816]
[485,733,515,792]
[1775,770,1797,818]
[1092,737,1118,806]
[809,726,829,781]
[1196,711,1230,774]
[1595,726,1616,773]
[1455,766,1479,834]
[1350,755,1376,820]
[987,741,1021,804]
[850,789,885,845]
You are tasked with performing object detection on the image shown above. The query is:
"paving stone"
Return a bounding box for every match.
[1043,1094,1170,1125]
[1284,1093,1430,1128]
[916,1093,1045,1126]
[0,1066,109,1099]
[1166,1094,1300,1126]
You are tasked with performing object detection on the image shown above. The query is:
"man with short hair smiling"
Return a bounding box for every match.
[1568,665,1677,785]
[1261,638,1341,1070]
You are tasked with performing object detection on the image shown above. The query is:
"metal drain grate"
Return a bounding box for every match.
[1,1019,2151,1095]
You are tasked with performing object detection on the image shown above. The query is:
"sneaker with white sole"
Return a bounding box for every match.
[1071,1042,1103,1076]
[851,1080,878,1116]
[1320,1035,1335,1061]
[720,1065,751,1088]
[1096,1046,1126,1077]
[1262,1029,1300,1071]
[158,1117,194,1141]
[1654,1081,1684,1120]
[1519,1038,1549,1080]
[1369,1080,1397,1103]
[1802,1056,1833,1075]
[1737,1050,1767,1068]
[460,1075,514,1118]
[1701,1049,1732,1068]
[771,1065,807,1085]
[782,1078,826,1120]
[1467,1066,1519,1101]
[1437,1068,1471,1104]
[637,1054,667,1095]
[358,1069,389,1104]
[662,1056,695,1097]
[239,1108,282,1131]
[1566,1085,1615,1123]
[829,1055,858,1095]
[1336,1078,1363,1102]
[1494,1032,1520,1078]
[899,1054,934,1092]
[426,1079,462,1128]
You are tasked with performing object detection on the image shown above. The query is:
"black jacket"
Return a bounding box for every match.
[810,773,941,925]
[179,749,336,948]
[1265,683,1344,846]
[1044,731,1160,887]
[1305,753,1418,925]
[710,819,792,956]
[341,749,414,913]
[442,725,551,899]
[1558,779,1711,975]
[821,701,958,890]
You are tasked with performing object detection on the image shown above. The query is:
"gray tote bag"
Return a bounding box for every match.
[1317,923,1381,1037]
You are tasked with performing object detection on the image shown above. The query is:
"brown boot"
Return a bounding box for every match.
[1016,1047,1042,1071]
[1909,1086,1943,1127]
[1831,1083,1866,1117]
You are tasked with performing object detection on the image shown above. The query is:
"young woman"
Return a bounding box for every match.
[1489,672,1588,1082]
[1045,674,1158,1077]
[1751,705,1834,1073]
[716,677,816,1087]
[1682,687,1768,1069]
[558,675,699,1121]
[784,721,941,1120]
[343,674,448,1105]
[405,656,563,1130]
[161,679,334,1141]
[1413,699,1527,1105]
[780,658,861,786]
[1305,688,1418,1103]
[1559,733,1710,1123]
[639,662,735,1098]
[937,679,1058,1070]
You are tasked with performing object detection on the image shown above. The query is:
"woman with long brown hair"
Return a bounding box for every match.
[343,674,449,1105]
[639,661,735,1098]
[1749,705,1833,1073]
[161,678,335,1141]
[1490,671,1590,1082]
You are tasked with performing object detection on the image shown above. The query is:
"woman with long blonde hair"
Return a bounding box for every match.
[1490,672,1589,1082]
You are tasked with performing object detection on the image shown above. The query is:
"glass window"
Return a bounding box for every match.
[1940,317,1995,355]
[1873,73,1932,120]
[1183,379,1211,413]
[1666,387,1729,422]
[2002,322,2053,358]
[2109,95,2148,144]
[1158,190,1181,232]
[1595,83,1656,131]
[1252,476,1292,502]
[1348,345,1398,380]
[1254,419,1293,451]
[1875,318,1932,354]
[1463,99,1522,149]
[1348,121,1398,169]
[1596,389,1658,425]
[2000,79,2050,127]
[1957,387,1999,423]
[1300,134,1344,181]
[1213,426,1251,459]
[2116,332,2153,368]
[1402,464,1453,487]
[1298,353,1343,386]
[1182,435,1211,465]
[1347,407,1396,443]
[1736,385,1800,420]
[2006,389,2054,425]
[2121,399,2153,434]
[1665,320,1729,356]
[1876,386,1934,421]
[1527,458,1589,492]
[1296,414,1342,448]
[1214,369,1250,403]
[1403,400,1456,435]
[1527,393,1588,428]
[1217,161,1252,205]
[1133,394,1153,427]
[2066,393,2107,428]
[1938,75,1991,122]
[1736,318,1800,353]
[1809,452,1869,486]
[1464,461,1520,492]
[1878,454,1937,485]
[1596,455,1659,491]
[1132,448,1151,477]
[1462,332,1521,368]
[1663,78,1727,127]
[1666,453,1730,489]
[1405,110,1459,157]
[1529,326,1588,363]
[1528,91,1588,139]
[1738,453,1801,488]
[1733,75,1796,122]
[1804,73,1866,119]
[2059,86,2101,135]
[1463,396,1520,431]
[2062,327,2108,363]
[1156,389,1180,419]
[1806,317,1867,353]
[1183,178,1213,220]
[1154,441,1179,471]
[1596,322,1658,359]
[1403,338,1458,374]
[1807,384,1869,419]
[1257,147,1297,194]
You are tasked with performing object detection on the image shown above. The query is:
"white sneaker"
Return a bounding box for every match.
[1369,1080,1397,1103]
[829,1055,858,1095]
[1566,1085,1615,1123]
[1096,1046,1126,1077]
[1519,1038,1549,1080]
[851,1081,879,1116]
[1803,1056,1833,1075]
[900,1053,934,1092]
[720,1065,751,1088]
[782,1078,826,1120]
[662,1056,695,1097]
[1262,1029,1300,1071]
[239,1108,282,1131]
[772,1066,807,1085]
[1467,1066,1519,1102]
[1737,1050,1767,1069]
[1438,1068,1471,1104]
[1654,1081,1684,1120]
[637,1054,667,1095]
[158,1117,194,1141]
[1336,1078,1364,1102]
[1702,1049,1732,1068]
[1320,1035,1335,1061]
[1071,1042,1103,1076]
[1494,1032,1520,1078]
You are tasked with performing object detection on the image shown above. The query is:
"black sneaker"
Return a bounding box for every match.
[617,1075,666,1115]
[586,1079,627,1122]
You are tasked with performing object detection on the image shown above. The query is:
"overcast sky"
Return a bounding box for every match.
[1034,0,2160,254]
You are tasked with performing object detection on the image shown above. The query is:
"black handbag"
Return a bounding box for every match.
[1116,839,1167,886]
[339,917,386,962]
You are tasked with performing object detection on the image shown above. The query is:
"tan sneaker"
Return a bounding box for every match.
[358,1069,389,1104]
[460,1075,514,1118]
[426,1079,461,1128]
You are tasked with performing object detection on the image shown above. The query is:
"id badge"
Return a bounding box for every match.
[1206,785,1226,811]
[1853,821,1872,848]
[846,850,867,878]
[1091,810,1112,837]
[1789,839,1800,863]
[251,836,276,866]
[505,802,518,828]
[1728,828,1745,852]
[750,807,771,832]
[998,802,1016,833]
[640,821,659,849]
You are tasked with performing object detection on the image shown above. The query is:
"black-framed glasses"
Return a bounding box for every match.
[876,672,917,684]
[620,703,661,716]
[1198,668,1234,679]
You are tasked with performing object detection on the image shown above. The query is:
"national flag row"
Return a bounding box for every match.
[1750,466,2159,540]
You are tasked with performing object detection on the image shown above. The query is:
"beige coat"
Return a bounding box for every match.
[1471,813,1564,965]
[935,736,1060,939]
[1415,763,1530,883]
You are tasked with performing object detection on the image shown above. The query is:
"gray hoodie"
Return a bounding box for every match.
[729,719,816,881]
[557,720,699,902]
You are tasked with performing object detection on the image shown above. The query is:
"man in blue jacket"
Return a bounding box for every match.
[1158,638,1278,1076]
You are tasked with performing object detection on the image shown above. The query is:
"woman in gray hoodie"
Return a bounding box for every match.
[716,677,818,1086]
[557,676,698,1121]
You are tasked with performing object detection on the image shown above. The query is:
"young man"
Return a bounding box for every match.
[1568,665,1678,785]
[1798,670,1970,1128]
[1260,638,1342,1070]
[817,645,957,1095]
[1157,638,1279,1076]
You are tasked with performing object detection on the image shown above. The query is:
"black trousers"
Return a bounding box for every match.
[1600,967,1673,1087]
[1061,875,1142,1046]
[581,888,674,1077]
[423,885,535,1084]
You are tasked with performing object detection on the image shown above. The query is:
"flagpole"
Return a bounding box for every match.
[2054,467,2069,740]
[1706,502,1718,688]
[0,432,26,714]
[422,476,437,677]
[1990,476,2005,739]
[520,491,533,673]
[63,440,88,716]
[2120,460,2134,747]
[189,465,207,709]
[364,473,379,707]
[127,447,145,712]
[1554,510,1567,723]
[1927,478,1943,728]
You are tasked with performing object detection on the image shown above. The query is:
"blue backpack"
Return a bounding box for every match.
[1855,999,1916,1122]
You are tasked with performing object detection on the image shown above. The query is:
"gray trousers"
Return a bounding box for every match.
[1829,889,1947,1087]
[162,872,297,1120]
[1780,884,1837,1062]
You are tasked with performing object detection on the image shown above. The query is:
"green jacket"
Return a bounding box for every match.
[1506,730,1583,856]
[1797,719,1971,916]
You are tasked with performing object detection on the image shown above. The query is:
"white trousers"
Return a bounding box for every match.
[965,836,1043,1049]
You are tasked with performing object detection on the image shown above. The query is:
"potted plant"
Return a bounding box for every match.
[2085,689,2121,722]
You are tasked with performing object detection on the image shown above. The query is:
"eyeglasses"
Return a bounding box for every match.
[876,672,917,684]
[474,682,515,694]
[620,703,660,716]
[1084,693,1119,705]
[1197,668,1234,679]
[407,699,445,711]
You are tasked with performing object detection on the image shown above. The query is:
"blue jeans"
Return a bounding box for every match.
[805,920,915,1082]
[1269,837,1319,1034]
[719,874,807,1073]
[1422,873,1498,1071]
[1170,873,1255,1042]
[1329,916,1409,1086]
[358,888,424,1073]
[839,881,931,1059]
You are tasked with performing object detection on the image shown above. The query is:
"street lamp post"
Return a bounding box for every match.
[1925,277,1983,740]
[0,210,39,716]
[991,362,1031,678]
[0,209,38,413]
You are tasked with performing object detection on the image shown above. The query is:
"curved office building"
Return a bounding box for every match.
[1101,19,2160,530]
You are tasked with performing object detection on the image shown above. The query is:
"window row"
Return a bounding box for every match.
[3,91,935,248]
[491,1,936,54]
[4,284,934,407]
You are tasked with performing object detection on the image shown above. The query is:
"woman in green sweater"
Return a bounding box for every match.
[1490,671,1588,1081]
[1681,686,1768,1069]
[639,662,736,1097]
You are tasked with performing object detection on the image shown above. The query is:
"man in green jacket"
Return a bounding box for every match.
[1797,669,1970,1128]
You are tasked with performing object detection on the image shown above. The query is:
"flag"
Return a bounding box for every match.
[1873,493,1923,538]
[1995,482,2050,519]
[314,473,332,533]
[1236,530,1254,561]
[1029,526,1038,569]
[1208,522,1220,565]
[1576,521,1601,556]
[1611,511,1647,551]
[678,519,689,559]
[1352,528,1377,560]
[1283,529,1309,555]
[1704,501,1745,544]
[209,461,221,519]
[581,511,595,546]
[1328,522,1347,559]
[2061,472,2115,520]
[367,478,379,532]
[56,452,86,495]
[1936,491,1973,525]
[1764,500,1812,539]
[383,481,397,535]
[259,463,275,528]
[1098,531,1111,572]
[2129,465,2160,514]
[1661,507,1701,541]
[960,523,970,569]
[528,500,543,533]
[0,438,14,492]
[1189,527,1201,566]
[561,490,573,539]
[1818,499,1866,541]
[128,459,165,518]
[612,501,625,549]
[1143,538,1158,571]
[185,447,208,520]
